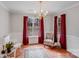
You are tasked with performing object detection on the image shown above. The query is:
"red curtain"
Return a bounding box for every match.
[60,14,66,49]
[54,16,58,42]
[38,16,44,44]
[23,16,29,45]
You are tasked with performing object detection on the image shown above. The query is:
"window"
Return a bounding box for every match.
[28,17,40,36]
[58,17,61,33]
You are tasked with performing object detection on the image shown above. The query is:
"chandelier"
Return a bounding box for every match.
[34,1,48,18]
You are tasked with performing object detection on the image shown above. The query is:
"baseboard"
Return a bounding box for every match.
[67,49,79,57]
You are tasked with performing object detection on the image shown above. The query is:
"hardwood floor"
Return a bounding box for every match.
[15,44,77,58]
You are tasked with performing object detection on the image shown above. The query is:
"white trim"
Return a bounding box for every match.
[67,49,79,57]
[0,0,79,1]
[58,2,79,13]
[0,2,9,11]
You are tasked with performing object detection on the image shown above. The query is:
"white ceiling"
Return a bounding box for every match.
[1,1,79,14]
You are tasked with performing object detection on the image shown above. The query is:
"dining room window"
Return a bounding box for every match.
[28,17,40,36]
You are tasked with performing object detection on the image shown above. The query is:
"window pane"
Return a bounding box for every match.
[28,17,40,36]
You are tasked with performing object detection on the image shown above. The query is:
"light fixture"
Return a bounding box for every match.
[34,1,48,18]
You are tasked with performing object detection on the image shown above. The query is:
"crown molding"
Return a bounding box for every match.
[58,2,79,13]
[0,2,9,11]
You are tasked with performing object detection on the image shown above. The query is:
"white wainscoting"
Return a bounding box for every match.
[29,36,38,44]
[3,33,39,44]
[67,35,79,57]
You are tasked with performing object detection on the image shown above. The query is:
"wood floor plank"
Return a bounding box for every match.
[16,44,77,58]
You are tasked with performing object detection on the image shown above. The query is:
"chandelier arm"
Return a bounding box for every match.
[34,1,48,18]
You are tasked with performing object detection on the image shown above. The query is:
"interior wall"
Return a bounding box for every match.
[10,13,54,33]
[44,14,54,38]
[44,14,54,32]
[57,4,79,57]
[0,3,10,39]
[10,13,54,43]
